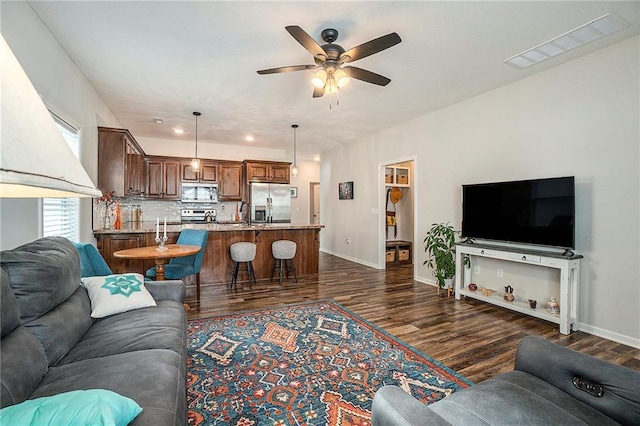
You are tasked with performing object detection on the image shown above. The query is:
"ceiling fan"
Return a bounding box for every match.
[257,26,401,98]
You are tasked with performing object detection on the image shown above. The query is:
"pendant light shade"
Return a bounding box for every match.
[191,112,201,172]
[291,124,298,178]
[0,35,102,198]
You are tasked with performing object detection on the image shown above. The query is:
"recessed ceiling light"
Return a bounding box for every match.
[504,13,628,69]
[153,117,163,124]
[174,128,184,135]
[245,135,255,142]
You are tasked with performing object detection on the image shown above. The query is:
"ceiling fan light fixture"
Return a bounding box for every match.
[334,68,350,88]
[311,69,327,88]
[325,76,339,94]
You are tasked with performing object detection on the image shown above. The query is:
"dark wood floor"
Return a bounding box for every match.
[186,252,640,383]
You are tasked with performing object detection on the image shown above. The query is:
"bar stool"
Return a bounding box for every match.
[230,242,257,287]
[271,240,298,284]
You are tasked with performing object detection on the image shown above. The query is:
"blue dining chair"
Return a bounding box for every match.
[73,242,113,277]
[145,229,208,300]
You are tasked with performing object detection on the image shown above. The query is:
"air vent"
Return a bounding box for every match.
[504,13,628,69]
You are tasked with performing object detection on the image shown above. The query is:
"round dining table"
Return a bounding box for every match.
[113,244,201,281]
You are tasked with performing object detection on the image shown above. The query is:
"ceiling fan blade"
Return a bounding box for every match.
[312,86,325,98]
[286,26,327,60]
[339,32,401,63]
[257,64,318,75]
[344,66,391,86]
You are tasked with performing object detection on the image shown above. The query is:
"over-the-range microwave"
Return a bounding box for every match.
[181,183,218,203]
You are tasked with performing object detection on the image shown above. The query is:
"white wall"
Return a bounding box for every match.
[290,160,321,224]
[321,36,640,346]
[1,2,122,249]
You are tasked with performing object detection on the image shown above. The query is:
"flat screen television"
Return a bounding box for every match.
[462,176,575,249]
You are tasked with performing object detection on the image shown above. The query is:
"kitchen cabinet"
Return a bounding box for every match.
[182,160,218,183]
[95,233,149,275]
[218,161,243,201]
[98,127,146,197]
[146,157,181,199]
[244,160,291,184]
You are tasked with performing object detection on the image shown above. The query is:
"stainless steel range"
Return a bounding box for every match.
[180,208,217,223]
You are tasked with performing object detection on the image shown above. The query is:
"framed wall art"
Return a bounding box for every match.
[290,187,298,198]
[338,181,354,200]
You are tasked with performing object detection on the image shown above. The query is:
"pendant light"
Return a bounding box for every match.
[191,112,201,172]
[291,124,298,177]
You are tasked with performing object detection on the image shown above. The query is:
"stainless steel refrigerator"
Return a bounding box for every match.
[249,183,291,223]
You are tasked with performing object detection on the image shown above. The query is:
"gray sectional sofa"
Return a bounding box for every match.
[1,237,188,425]
[372,335,640,425]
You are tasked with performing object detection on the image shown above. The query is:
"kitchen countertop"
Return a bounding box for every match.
[93,222,324,234]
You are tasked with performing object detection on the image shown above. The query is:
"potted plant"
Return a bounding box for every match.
[423,222,466,290]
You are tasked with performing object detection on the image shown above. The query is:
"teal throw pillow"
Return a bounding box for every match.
[0,389,142,426]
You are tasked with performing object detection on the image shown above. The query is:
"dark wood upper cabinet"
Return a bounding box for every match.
[98,127,146,197]
[182,160,218,183]
[244,160,291,184]
[146,157,181,199]
[218,161,243,201]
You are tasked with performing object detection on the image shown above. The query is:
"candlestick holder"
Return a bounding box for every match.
[155,236,168,251]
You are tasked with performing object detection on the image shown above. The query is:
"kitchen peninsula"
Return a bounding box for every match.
[94,223,323,286]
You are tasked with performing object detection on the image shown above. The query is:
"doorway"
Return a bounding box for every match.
[380,159,415,272]
[310,182,320,224]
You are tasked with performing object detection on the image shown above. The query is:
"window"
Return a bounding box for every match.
[42,112,80,241]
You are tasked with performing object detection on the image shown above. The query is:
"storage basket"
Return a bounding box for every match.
[385,174,393,184]
[386,250,396,262]
[397,175,408,185]
[398,249,410,261]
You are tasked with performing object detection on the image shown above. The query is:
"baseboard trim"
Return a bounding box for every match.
[577,323,640,349]
[319,249,380,269]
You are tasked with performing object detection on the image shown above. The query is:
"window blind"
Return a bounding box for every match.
[42,112,80,241]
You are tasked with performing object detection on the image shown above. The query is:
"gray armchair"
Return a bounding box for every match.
[372,336,640,425]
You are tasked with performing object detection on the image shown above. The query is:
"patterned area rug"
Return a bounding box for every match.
[187,300,472,425]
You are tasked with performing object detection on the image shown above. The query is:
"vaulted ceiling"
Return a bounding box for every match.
[28,1,640,160]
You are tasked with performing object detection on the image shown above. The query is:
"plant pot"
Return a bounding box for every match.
[444,278,454,289]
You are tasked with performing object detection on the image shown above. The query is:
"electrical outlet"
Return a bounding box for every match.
[497,268,503,278]
[474,266,480,274]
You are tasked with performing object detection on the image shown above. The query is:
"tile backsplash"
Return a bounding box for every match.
[93,198,246,229]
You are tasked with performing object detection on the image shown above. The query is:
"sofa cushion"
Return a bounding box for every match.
[1,237,82,323]
[0,270,49,408]
[81,273,157,318]
[57,300,187,366]
[428,370,619,425]
[0,389,142,426]
[30,349,185,426]
[24,286,93,366]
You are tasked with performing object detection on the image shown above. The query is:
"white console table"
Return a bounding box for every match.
[455,243,582,335]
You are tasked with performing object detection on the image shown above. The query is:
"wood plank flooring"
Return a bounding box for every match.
[186,252,640,383]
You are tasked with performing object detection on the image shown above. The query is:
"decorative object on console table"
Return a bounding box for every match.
[529,299,537,309]
[546,297,560,315]
[504,285,515,302]
[468,283,477,292]
[338,181,353,200]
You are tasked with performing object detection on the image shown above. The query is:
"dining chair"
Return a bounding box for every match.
[145,229,208,300]
[73,242,113,277]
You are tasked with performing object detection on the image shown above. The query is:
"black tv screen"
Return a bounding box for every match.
[462,176,575,249]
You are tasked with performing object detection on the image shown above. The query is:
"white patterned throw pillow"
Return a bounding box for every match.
[81,273,157,318]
